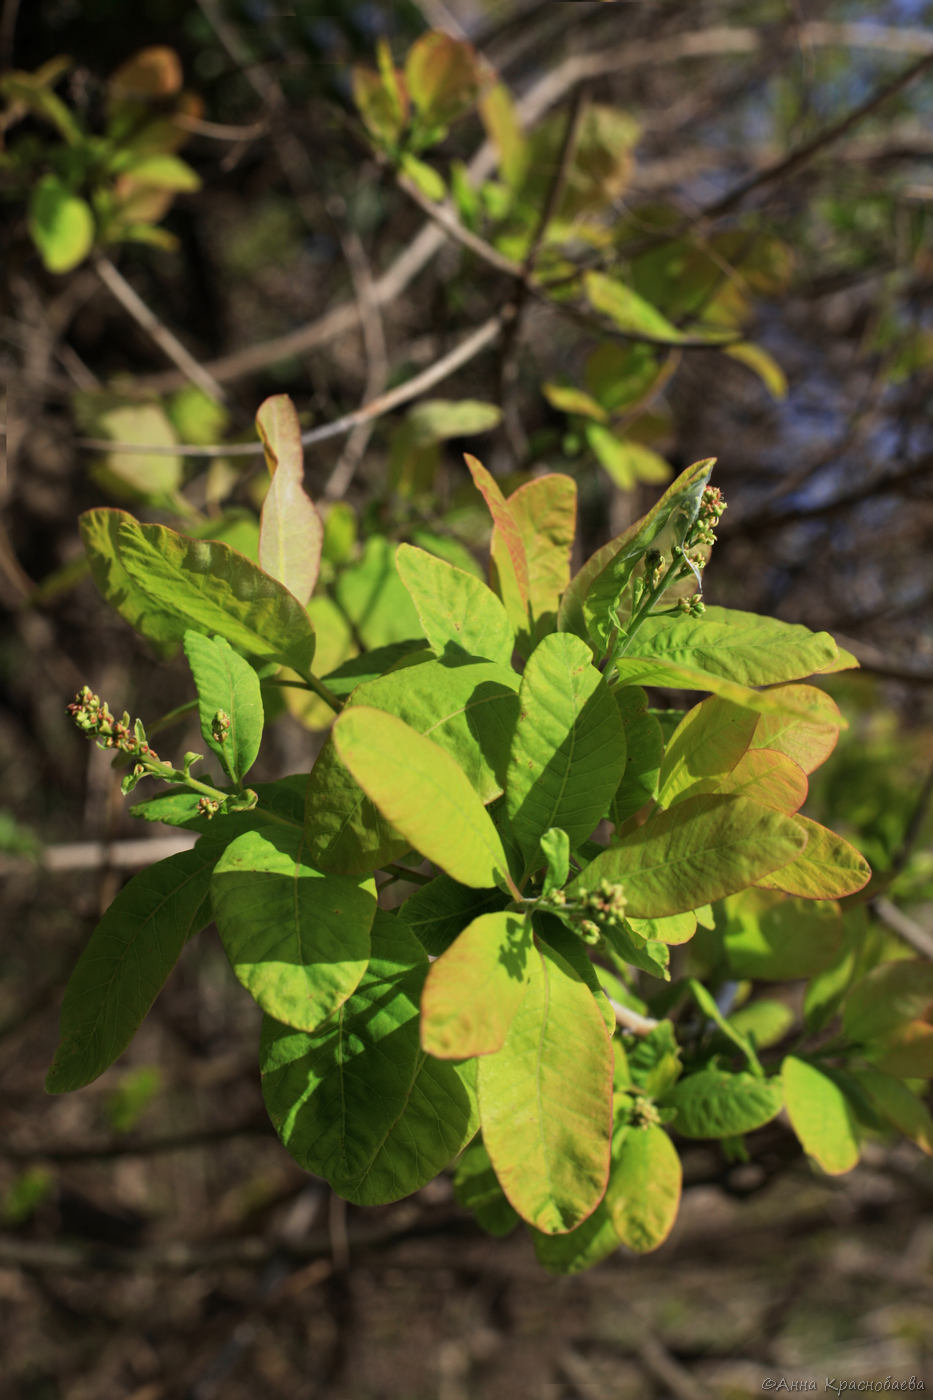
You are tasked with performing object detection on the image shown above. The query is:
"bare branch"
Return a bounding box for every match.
[93,254,226,404]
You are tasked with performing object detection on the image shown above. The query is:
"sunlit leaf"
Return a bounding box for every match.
[421,911,533,1058]
[29,175,94,273]
[333,706,512,891]
[478,941,613,1233]
[757,817,870,899]
[183,631,263,785]
[749,684,842,774]
[782,1056,860,1174]
[664,1068,783,1138]
[657,696,758,808]
[256,394,322,606]
[396,544,514,666]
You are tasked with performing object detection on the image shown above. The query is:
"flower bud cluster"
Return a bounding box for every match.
[211,710,231,744]
[677,593,706,617]
[67,686,160,763]
[690,485,727,549]
[579,878,628,930]
[197,797,222,819]
[629,1096,662,1128]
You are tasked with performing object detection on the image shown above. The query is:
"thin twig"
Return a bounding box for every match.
[77,313,508,458]
[323,211,390,501]
[610,1000,660,1036]
[871,897,933,960]
[93,254,226,404]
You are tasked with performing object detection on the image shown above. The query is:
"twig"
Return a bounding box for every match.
[610,1000,660,1036]
[703,49,933,219]
[872,897,933,961]
[499,83,589,463]
[889,760,933,882]
[93,254,226,404]
[323,210,390,501]
[2,1120,270,1163]
[0,833,197,878]
[78,313,507,459]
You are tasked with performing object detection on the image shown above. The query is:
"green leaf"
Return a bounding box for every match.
[261,913,478,1203]
[749,684,842,773]
[120,153,200,190]
[333,707,513,891]
[352,58,406,147]
[406,399,502,443]
[782,1056,860,1174]
[853,1069,933,1155]
[496,474,577,640]
[84,399,183,501]
[559,458,713,650]
[183,631,263,785]
[396,544,514,666]
[756,817,871,899]
[540,828,570,896]
[534,1116,681,1273]
[478,941,613,1233]
[843,960,933,1046]
[664,1069,784,1139]
[29,174,94,273]
[421,911,533,1059]
[453,1139,519,1237]
[727,999,794,1049]
[94,511,317,676]
[570,795,807,917]
[334,535,421,649]
[400,150,446,200]
[506,633,626,867]
[610,686,662,825]
[256,394,323,607]
[719,889,842,980]
[629,608,855,687]
[584,271,733,345]
[401,876,507,957]
[657,696,758,808]
[211,828,376,1031]
[404,32,479,130]
[302,735,409,876]
[322,640,425,696]
[542,382,608,423]
[803,909,863,1032]
[586,427,671,491]
[46,844,216,1092]
[626,1022,682,1098]
[627,910,696,945]
[350,654,520,802]
[478,80,525,186]
[724,341,787,399]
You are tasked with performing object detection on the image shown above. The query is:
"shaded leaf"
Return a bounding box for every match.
[261,913,478,1202]
[453,1139,519,1237]
[720,889,842,980]
[401,875,507,957]
[657,696,758,808]
[610,686,662,825]
[585,271,733,345]
[664,1069,784,1138]
[183,631,263,784]
[405,32,479,131]
[334,535,421,649]
[853,1069,933,1155]
[212,827,376,1030]
[843,961,933,1046]
[46,844,216,1092]
[724,341,787,398]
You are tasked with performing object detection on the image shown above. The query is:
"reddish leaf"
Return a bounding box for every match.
[757,817,871,899]
[749,684,842,774]
[465,453,530,626]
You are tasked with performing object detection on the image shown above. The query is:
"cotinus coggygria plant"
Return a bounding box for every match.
[50,396,933,1274]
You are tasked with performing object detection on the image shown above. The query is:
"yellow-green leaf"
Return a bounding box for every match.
[256,394,322,606]
[421,911,533,1058]
[783,1056,860,1174]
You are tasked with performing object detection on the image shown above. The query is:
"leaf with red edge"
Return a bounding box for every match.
[494,474,576,640]
[405,32,480,131]
[757,817,870,899]
[692,747,809,815]
[749,684,843,773]
[256,395,322,606]
[465,453,530,629]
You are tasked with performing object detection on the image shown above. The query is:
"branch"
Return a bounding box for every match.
[871,896,933,960]
[77,313,507,460]
[93,254,226,404]
[610,1000,660,1036]
[0,833,196,878]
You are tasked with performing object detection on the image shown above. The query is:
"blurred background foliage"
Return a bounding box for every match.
[2,0,933,1396]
